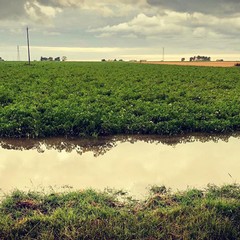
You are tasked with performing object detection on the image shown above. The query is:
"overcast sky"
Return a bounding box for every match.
[0,0,240,61]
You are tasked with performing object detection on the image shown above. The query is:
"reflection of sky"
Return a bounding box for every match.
[0,137,239,198]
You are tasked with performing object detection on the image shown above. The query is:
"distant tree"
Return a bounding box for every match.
[101,59,106,62]
[62,56,67,61]
[40,56,48,61]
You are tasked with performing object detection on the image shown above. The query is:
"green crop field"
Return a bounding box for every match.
[1,61,240,137]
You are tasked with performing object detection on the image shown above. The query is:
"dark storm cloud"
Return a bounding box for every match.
[0,0,147,22]
[0,0,63,23]
[36,0,82,7]
[36,0,59,6]
[147,0,240,16]
[0,0,51,20]
[0,0,27,19]
[2,0,240,21]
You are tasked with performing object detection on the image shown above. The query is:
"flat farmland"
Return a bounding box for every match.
[1,61,240,137]
[145,61,240,67]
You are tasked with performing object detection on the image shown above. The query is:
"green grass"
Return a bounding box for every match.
[1,61,240,137]
[0,184,239,239]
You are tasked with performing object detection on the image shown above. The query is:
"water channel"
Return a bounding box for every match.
[0,134,239,198]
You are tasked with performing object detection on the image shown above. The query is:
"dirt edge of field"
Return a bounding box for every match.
[142,61,240,67]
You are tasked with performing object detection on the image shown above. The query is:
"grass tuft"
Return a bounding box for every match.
[0,184,239,239]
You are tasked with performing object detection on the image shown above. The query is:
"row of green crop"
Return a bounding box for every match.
[1,62,240,137]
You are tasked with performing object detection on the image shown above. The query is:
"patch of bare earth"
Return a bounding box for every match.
[143,61,240,67]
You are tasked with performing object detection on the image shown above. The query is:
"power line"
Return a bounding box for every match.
[162,47,165,61]
[17,45,20,61]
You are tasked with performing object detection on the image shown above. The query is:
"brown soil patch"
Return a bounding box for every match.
[143,61,240,67]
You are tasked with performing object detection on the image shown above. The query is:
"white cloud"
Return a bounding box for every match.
[36,0,149,17]
[43,31,61,36]
[90,12,189,37]
[96,33,114,38]
[91,10,240,39]
[24,1,62,24]
[79,0,149,17]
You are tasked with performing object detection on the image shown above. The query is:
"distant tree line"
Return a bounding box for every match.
[40,56,67,61]
[190,55,211,61]
[101,59,123,62]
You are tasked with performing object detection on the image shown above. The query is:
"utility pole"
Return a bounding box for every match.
[162,47,165,61]
[17,45,20,61]
[26,27,31,65]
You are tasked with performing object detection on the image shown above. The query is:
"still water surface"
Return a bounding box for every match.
[0,135,239,197]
